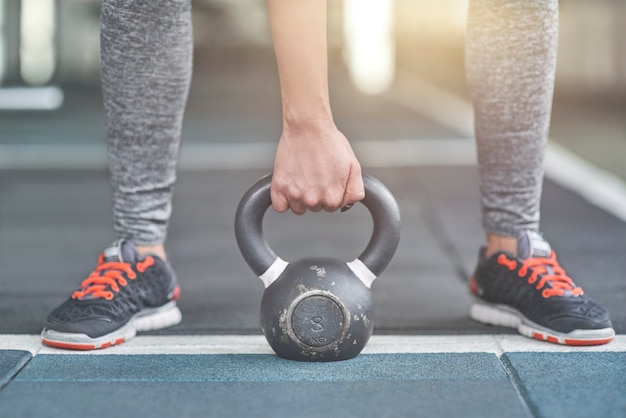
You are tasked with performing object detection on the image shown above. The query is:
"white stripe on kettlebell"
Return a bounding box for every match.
[259,257,289,288]
[346,259,377,289]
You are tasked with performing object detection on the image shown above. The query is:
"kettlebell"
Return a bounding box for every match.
[235,174,400,361]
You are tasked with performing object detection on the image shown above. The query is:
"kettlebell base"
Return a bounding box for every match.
[271,347,363,362]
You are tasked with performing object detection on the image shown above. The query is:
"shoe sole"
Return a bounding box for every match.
[470,302,615,346]
[41,301,182,350]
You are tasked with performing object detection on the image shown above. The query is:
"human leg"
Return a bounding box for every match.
[41,0,193,349]
[466,0,614,345]
[102,0,193,252]
[466,0,558,247]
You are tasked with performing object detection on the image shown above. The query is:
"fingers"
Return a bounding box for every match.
[271,173,364,215]
[319,189,346,213]
[340,164,365,209]
[270,185,290,213]
[270,179,312,215]
[271,184,341,215]
[288,201,307,215]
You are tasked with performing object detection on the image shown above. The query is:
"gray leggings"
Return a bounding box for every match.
[102,0,558,245]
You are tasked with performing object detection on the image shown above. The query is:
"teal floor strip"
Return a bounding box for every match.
[10,353,506,381]
[502,352,626,418]
[0,353,530,418]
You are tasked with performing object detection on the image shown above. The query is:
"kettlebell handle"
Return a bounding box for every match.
[234,174,401,288]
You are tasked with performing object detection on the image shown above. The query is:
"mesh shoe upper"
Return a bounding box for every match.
[471,231,613,333]
[45,240,179,338]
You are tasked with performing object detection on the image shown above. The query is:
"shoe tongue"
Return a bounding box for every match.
[517,231,551,260]
[75,241,138,301]
[102,240,138,263]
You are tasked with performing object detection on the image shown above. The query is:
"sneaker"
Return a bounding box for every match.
[42,240,182,350]
[470,230,614,346]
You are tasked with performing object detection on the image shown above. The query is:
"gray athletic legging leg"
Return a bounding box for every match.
[101,0,557,244]
[466,0,558,237]
[101,0,192,246]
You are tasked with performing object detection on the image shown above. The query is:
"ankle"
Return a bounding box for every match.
[136,244,167,261]
[485,233,517,258]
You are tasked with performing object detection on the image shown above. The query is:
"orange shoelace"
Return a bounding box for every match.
[497,251,584,298]
[72,254,155,300]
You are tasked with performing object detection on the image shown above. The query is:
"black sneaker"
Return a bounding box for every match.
[470,230,614,345]
[42,240,182,350]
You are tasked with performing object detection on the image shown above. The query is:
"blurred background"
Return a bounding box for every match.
[0,0,625,336]
[0,0,626,179]
[0,0,624,179]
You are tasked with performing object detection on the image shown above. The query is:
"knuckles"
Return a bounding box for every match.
[271,179,359,214]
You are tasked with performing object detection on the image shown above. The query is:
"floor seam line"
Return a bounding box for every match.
[497,352,539,418]
[0,352,35,392]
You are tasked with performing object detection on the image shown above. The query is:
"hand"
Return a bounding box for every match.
[271,119,365,215]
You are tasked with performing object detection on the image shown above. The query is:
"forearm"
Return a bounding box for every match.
[267,0,363,214]
[267,0,332,127]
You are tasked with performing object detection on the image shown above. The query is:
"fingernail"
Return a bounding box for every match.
[341,203,354,212]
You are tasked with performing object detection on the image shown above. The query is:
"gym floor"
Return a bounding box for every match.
[1,48,625,418]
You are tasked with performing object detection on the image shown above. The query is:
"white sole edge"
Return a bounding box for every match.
[470,303,615,345]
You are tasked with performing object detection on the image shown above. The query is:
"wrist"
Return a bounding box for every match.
[282,115,336,136]
[281,92,333,125]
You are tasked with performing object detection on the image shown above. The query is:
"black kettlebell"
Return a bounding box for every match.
[235,174,400,361]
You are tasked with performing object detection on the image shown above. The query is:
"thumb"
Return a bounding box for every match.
[341,164,365,208]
